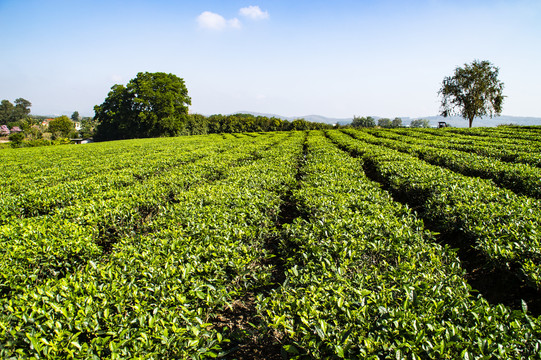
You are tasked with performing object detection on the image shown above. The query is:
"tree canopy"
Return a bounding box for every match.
[391,117,402,128]
[186,113,331,134]
[71,111,80,122]
[352,116,376,128]
[0,98,31,124]
[410,119,430,128]
[439,60,504,128]
[48,115,75,139]
[378,118,392,128]
[94,72,191,141]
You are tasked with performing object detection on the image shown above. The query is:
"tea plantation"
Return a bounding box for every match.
[1,128,541,359]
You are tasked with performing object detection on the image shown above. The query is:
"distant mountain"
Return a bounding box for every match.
[235,111,541,127]
[234,111,352,125]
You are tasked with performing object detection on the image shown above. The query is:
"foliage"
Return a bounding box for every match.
[48,115,75,139]
[263,131,541,358]
[92,71,331,139]
[351,115,375,128]
[439,60,504,127]
[8,132,24,147]
[52,138,72,145]
[26,124,43,140]
[395,126,541,168]
[377,117,391,127]
[79,117,97,139]
[0,98,31,124]
[14,98,32,119]
[2,130,541,358]
[185,113,332,134]
[0,132,304,358]
[334,128,541,290]
[0,100,14,123]
[23,139,53,147]
[360,127,541,198]
[94,72,191,141]
[71,111,80,122]
[410,119,430,128]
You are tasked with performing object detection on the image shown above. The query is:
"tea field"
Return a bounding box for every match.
[1,128,541,359]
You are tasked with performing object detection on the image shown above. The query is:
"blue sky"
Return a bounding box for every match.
[1,0,540,118]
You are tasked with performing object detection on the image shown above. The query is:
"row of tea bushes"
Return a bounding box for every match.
[262,131,541,358]
[446,126,541,143]
[393,127,541,150]
[327,129,541,291]
[0,133,285,297]
[343,128,541,199]
[373,127,541,168]
[0,132,305,358]
[0,135,238,222]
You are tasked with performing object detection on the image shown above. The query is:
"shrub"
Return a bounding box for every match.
[9,132,25,147]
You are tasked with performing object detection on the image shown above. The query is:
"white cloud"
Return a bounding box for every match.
[239,5,269,20]
[197,11,227,30]
[197,11,241,30]
[228,18,241,29]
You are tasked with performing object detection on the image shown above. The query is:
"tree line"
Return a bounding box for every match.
[94,112,332,141]
[93,72,332,141]
[350,116,431,128]
[3,59,504,145]
[179,113,331,136]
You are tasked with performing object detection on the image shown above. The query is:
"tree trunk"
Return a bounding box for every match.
[468,116,473,128]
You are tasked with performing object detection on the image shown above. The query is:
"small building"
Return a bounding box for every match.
[41,119,53,127]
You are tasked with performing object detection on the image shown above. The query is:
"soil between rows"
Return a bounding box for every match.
[212,133,309,359]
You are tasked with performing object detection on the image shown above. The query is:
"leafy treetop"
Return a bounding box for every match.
[48,115,75,139]
[352,116,376,128]
[94,72,191,141]
[0,98,31,124]
[439,60,504,128]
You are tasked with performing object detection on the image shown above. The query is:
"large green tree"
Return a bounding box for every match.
[13,98,32,121]
[410,119,430,128]
[0,98,31,124]
[439,60,504,128]
[48,115,74,139]
[94,72,191,141]
[378,118,392,128]
[391,117,402,128]
[79,117,98,139]
[71,111,80,122]
[351,116,375,128]
[0,100,14,123]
